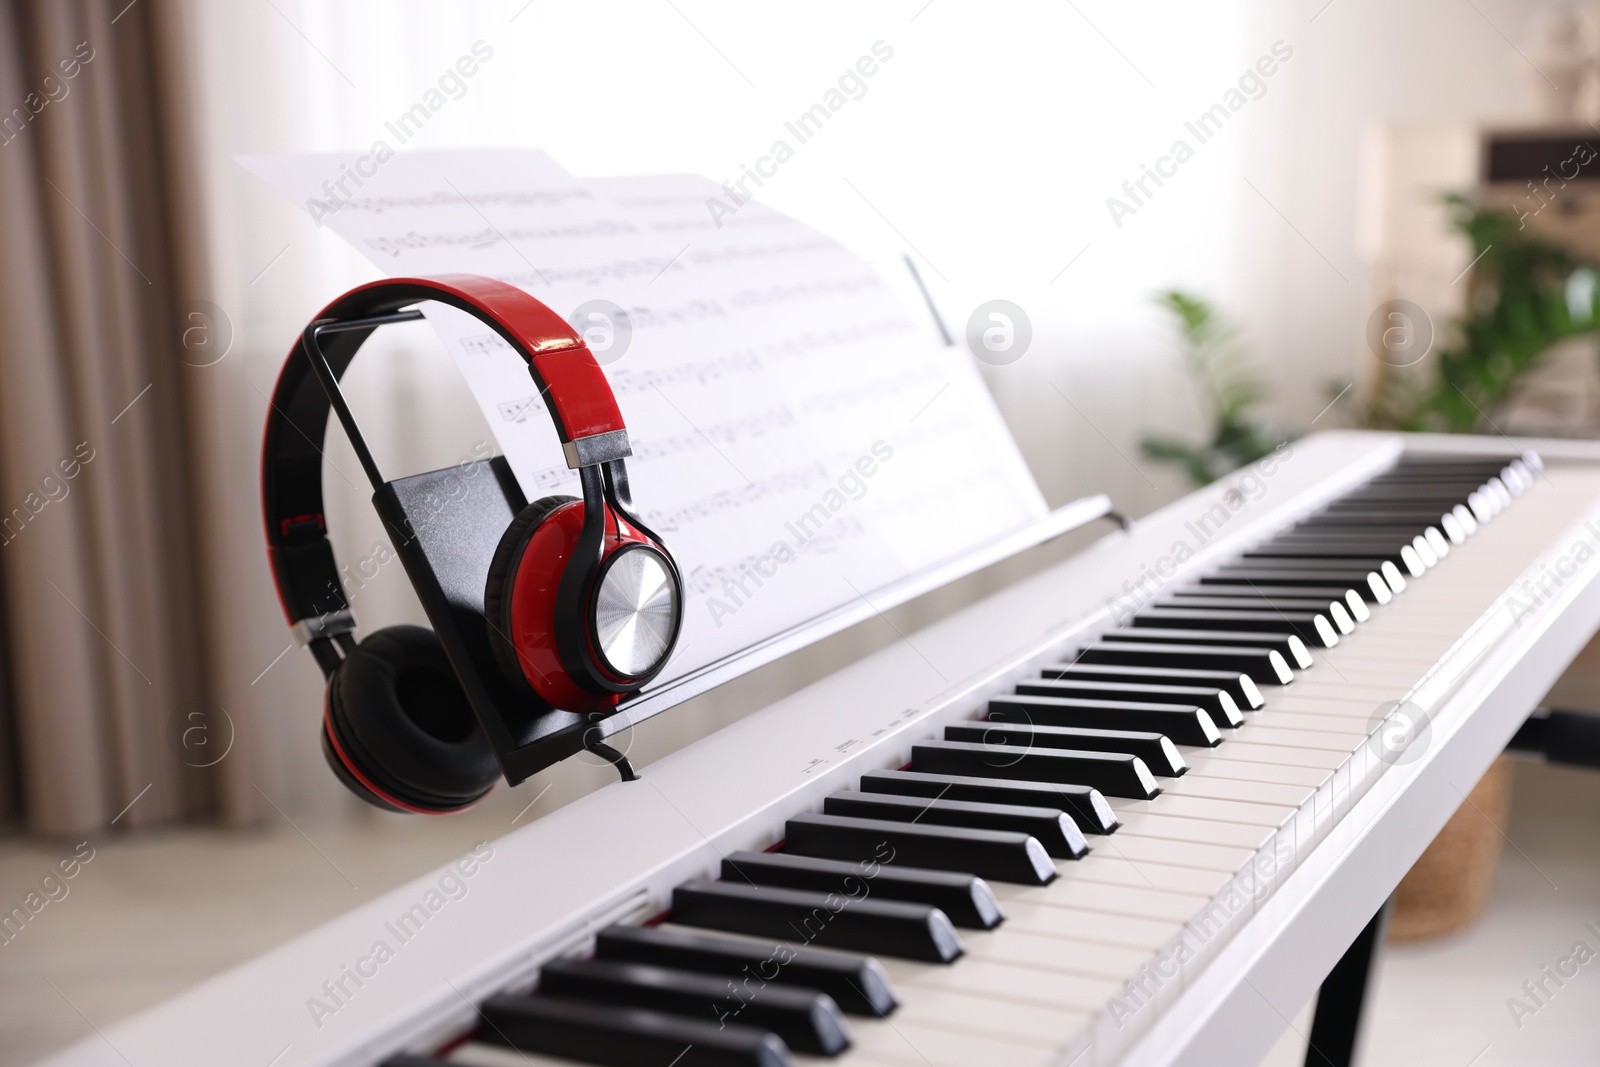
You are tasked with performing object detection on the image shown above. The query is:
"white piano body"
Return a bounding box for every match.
[34,430,1600,1067]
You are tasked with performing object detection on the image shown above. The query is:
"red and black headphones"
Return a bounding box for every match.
[262,275,682,813]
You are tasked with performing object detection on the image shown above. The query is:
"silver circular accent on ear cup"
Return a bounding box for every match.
[592,545,678,678]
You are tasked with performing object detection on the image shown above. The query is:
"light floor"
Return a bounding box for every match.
[3,760,1598,1066]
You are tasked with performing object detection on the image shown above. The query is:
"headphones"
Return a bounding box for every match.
[262,274,683,814]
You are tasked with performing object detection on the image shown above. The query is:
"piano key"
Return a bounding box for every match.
[856,769,1119,835]
[821,791,1087,860]
[1181,755,1335,788]
[1205,563,1391,590]
[1043,662,1264,708]
[1130,607,1338,648]
[1087,833,1256,873]
[875,953,1126,1017]
[981,878,1216,927]
[1242,543,1414,568]
[1203,567,1394,601]
[784,812,1057,886]
[1203,572,1388,604]
[671,880,963,964]
[883,989,1093,1059]
[941,720,1189,775]
[535,957,850,1056]
[1012,677,1243,726]
[1162,775,1312,808]
[963,921,1169,976]
[1101,626,1314,669]
[1067,854,1239,897]
[1075,641,1294,684]
[722,851,1003,929]
[842,1012,1066,1067]
[1114,810,1281,850]
[1299,507,1460,524]
[980,695,1221,746]
[477,994,792,1067]
[1167,582,1376,616]
[1214,555,1400,575]
[593,924,897,1017]
[912,739,1161,798]
[1159,594,1364,630]
[1001,902,1182,952]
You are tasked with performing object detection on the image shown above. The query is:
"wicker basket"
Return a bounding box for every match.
[1388,756,1511,942]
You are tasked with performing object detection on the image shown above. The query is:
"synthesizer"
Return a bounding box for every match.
[34,430,1600,1067]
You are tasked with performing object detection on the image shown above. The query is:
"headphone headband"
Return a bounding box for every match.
[261,274,627,641]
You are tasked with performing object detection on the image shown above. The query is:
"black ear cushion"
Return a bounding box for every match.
[325,625,499,812]
[484,495,578,693]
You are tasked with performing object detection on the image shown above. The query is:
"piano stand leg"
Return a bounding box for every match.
[1304,898,1391,1067]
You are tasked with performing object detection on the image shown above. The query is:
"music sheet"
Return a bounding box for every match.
[240,149,1045,677]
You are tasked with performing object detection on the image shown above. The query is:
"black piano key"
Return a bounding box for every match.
[1210,564,1390,588]
[1076,640,1294,684]
[950,718,1189,774]
[1323,486,1483,501]
[784,812,1056,886]
[1166,583,1374,617]
[1012,676,1243,726]
[723,850,1003,929]
[1159,596,1360,635]
[593,924,897,1017]
[671,881,963,964]
[980,693,1220,746]
[1043,662,1264,709]
[1300,507,1459,521]
[1267,532,1431,550]
[822,790,1086,860]
[1214,562,1406,594]
[857,768,1119,834]
[1231,546,1427,578]
[1101,626,1313,670]
[537,957,850,1056]
[1131,607,1338,649]
[912,738,1161,798]
[1165,591,1362,621]
[479,994,791,1067]
[1243,545,1411,567]
[1314,502,1459,519]
[1258,530,1434,548]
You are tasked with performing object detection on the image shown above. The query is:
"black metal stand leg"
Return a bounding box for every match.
[1304,898,1391,1067]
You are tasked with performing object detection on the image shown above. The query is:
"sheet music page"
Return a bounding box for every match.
[240,149,1045,678]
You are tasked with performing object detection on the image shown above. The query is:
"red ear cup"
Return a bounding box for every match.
[486,494,681,712]
[321,625,499,813]
[483,495,586,705]
[485,495,617,714]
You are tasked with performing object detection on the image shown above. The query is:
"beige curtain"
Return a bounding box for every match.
[0,0,212,836]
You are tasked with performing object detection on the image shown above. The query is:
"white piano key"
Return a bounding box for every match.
[1182,757,1334,788]
[1091,834,1256,872]
[1064,855,1237,897]
[1002,902,1184,952]
[964,926,1156,977]
[1241,711,1371,734]
[843,1014,1066,1067]
[878,955,1125,1012]
[1113,811,1279,850]
[1163,776,1313,808]
[860,989,1093,1056]
[1226,725,1369,751]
